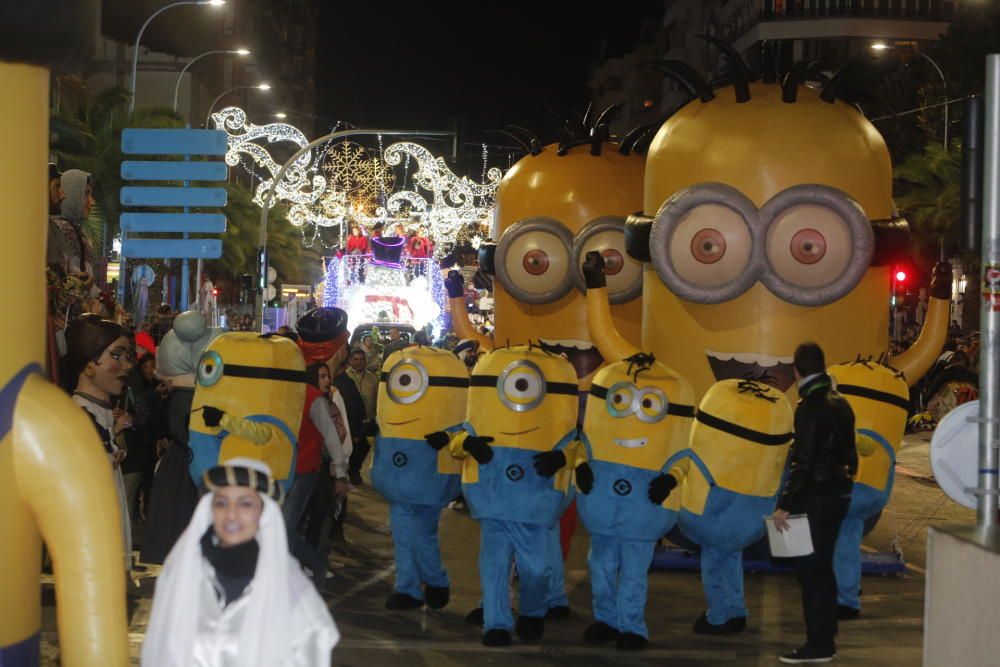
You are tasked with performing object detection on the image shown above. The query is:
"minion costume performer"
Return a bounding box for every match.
[827,359,909,619]
[189,333,306,493]
[661,379,793,634]
[576,354,695,650]
[451,345,578,646]
[373,346,469,610]
[0,1,129,664]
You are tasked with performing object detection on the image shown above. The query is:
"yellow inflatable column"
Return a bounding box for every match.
[0,63,129,666]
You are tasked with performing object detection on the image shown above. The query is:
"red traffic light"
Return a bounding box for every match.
[211,288,219,296]
[895,270,907,282]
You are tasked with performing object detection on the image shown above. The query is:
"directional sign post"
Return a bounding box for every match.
[120,128,228,311]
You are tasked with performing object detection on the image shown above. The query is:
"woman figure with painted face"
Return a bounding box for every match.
[66,314,135,572]
[143,458,340,667]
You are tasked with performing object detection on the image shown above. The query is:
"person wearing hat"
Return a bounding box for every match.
[66,314,135,573]
[143,458,340,666]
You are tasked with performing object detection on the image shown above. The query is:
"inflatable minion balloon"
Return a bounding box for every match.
[576,354,695,650]
[828,358,909,617]
[451,345,578,646]
[664,379,794,634]
[189,333,306,492]
[586,40,949,399]
[373,346,469,611]
[0,1,129,665]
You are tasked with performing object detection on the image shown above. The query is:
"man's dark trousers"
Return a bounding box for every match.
[793,491,851,652]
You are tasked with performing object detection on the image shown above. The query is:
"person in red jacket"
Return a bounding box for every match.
[346,225,369,255]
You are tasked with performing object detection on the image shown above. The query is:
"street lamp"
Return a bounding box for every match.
[128,0,226,115]
[871,42,949,148]
[205,83,271,128]
[274,112,287,119]
[172,48,251,113]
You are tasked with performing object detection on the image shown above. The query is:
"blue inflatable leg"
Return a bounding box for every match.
[389,503,422,599]
[508,522,550,619]
[700,546,747,625]
[587,534,620,630]
[834,514,864,610]
[480,519,517,631]
[618,538,656,638]
[545,521,569,609]
[410,503,449,589]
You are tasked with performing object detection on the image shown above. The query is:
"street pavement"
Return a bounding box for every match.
[39,431,971,665]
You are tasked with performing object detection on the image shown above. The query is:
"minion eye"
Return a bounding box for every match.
[497,360,546,412]
[637,388,669,423]
[572,216,642,303]
[197,351,224,387]
[386,359,429,404]
[495,217,574,304]
[606,382,637,418]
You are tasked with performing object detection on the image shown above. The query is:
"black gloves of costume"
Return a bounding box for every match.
[464,435,495,464]
[366,420,379,437]
[445,270,465,298]
[203,405,225,428]
[575,461,594,494]
[533,450,566,477]
[425,431,451,451]
[582,251,607,289]
[930,261,954,300]
[648,474,677,504]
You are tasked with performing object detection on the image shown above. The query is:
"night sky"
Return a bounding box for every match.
[315,1,664,169]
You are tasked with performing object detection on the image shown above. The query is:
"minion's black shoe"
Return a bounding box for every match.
[693,612,745,635]
[424,585,449,610]
[482,629,511,647]
[385,593,424,610]
[583,621,619,644]
[516,615,545,641]
[616,632,648,651]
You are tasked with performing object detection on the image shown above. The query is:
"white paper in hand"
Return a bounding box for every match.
[764,514,814,557]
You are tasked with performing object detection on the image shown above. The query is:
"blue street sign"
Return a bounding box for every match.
[123,239,222,259]
[121,160,229,182]
[121,128,228,156]
[120,186,227,207]
[120,213,227,234]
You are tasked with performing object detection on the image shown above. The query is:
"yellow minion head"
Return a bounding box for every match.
[466,344,578,452]
[191,333,305,482]
[583,354,695,472]
[685,379,794,510]
[829,358,909,492]
[479,115,646,389]
[626,54,914,401]
[378,346,469,440]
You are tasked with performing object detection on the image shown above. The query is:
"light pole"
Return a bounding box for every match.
[128,0,225,115]
[871,42,949,148]
[172,48,250,113]
[205,83,271,128]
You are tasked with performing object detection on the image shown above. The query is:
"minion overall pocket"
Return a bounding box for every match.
[578,460,677,541]
[463,445,568,526]
[372,435,461,506]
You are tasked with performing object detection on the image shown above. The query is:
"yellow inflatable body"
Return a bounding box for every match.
[0,62,128,666]
[189,333,306,490]
[587,74,948,399]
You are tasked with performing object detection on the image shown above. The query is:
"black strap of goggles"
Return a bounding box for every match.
[470,375,578,396]
[835,384,910,412]
[589,383,695,417]
[223,364,307,383]
[381,372,469,388]
[696,410,792,446]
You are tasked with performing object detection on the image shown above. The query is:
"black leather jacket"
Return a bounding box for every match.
[778,374,857,511]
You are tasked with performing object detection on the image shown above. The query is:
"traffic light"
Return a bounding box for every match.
[895,269,908,283]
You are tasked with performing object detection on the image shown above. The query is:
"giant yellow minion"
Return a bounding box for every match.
[575,354,695,650]
[189,333,306,492]
[372,346,469,611]
[662,379,793,635]
[451,345,578,646]
[585,45,949,400]
[450,110,647,394]
[827,358,909,618]
[0,4,129,664]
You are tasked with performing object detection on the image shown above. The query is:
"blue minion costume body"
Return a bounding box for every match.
[451,346,578,646]
[575,355,695,648]
[666,379,793,633]
[372,347,469,610]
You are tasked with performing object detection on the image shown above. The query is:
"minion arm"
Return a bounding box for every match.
[892,265,951,386]
[14,376,129,666]
[445,271,493,350]
[583,253,641,362]
[219,413,273,445]
[448,430,471,459]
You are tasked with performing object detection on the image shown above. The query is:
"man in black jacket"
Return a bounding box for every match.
[775,342,857,664]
